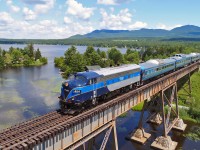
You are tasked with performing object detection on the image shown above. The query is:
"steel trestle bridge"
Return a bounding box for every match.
[0,62,199,150]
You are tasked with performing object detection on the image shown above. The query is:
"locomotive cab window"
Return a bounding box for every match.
[75,75,87,86]
[88,78,97,85]
[93,78,97,83]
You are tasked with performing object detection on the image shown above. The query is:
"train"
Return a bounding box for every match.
[58,53,200,114]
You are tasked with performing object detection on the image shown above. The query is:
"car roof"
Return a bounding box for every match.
[76,71,101,80]
[93,64,140,76]
[139,58,175,69]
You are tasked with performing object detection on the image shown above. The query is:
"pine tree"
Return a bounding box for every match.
[35,48,42,60]
[0,55,4,70]
[107,48,123,65]
[64,46,77,65]
[28,43,34,58]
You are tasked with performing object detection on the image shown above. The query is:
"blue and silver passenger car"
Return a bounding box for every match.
[189,53,200,62]
[139,58,176,81]
[171,54,191,69]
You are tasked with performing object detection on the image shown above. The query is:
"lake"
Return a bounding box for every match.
[0,44,199,149]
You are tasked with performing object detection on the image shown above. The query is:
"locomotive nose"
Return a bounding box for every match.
[59,81,71,101]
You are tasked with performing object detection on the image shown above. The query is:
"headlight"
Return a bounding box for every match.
[73,90,81,94]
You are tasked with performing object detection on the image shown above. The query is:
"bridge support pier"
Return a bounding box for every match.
[146,97,163,125]
[148,113,162,125]
[151,82,187,150]
[129,100,151,144]
[172,118,187,131]
[151,136,177,150]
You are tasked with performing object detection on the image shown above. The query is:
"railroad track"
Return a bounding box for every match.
[0,111,63,148]
[0,111,63,145]
[0,106,94,149]
[0,111,59,139]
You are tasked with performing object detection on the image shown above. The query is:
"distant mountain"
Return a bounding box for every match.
[69,25,200,39]
[171,25,200,33]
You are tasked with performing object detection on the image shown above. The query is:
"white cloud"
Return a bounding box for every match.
[21,0,55,14]
[129,21,147,29]
[10,5,20,12]
[100,8,132,29]
[156,23,182,30]
[23,7,37,21]
[6,0,20,12]
[97,0,116,5]
[69,22,94,35]
[100,8,148,30]
[66,0,95,20]
[64,16,72,24]
[0,12,14,25]
[39,20,57,26]
[97,0,132,5]
[18,0,55,21]
[0,14,94,39]
[34,0,55,14]
[6,0,12,5]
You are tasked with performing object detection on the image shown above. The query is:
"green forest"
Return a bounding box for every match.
[54,42,200,78]
[54,45,139,78]
[0,44,47,70]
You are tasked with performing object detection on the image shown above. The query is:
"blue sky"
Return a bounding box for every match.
[0,0,199,39]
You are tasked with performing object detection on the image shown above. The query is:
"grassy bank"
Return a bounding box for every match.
[12,60,46,67]
[131,101,144,111]
[178,71,200,123]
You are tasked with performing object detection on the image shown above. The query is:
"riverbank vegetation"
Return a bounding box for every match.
[54,45,139,78]
[1,37,200,48]
[184,126,200,141]
[178,72,200,123]
[54,41,200,79]
[131,101,144,111]
[0,44,47,70]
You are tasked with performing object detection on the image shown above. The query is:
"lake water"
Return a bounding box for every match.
[0,44,199,149]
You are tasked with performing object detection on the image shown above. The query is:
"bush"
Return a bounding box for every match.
[39,57,48,64]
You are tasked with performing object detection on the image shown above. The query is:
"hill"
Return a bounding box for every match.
[69,25,200,39]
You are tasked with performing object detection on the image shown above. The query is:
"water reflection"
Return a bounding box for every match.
[0,44,127,129]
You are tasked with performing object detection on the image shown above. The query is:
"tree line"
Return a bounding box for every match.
[54,45,139,78]
[0,44,47,70]
[54,43,200,79]
[2,38,200,49]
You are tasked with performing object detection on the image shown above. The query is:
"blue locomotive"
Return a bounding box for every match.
[59,53,200,114]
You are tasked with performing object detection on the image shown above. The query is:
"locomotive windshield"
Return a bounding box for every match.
[68,74,76,80]
[67,74,87,87]
[75,75,87,85]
